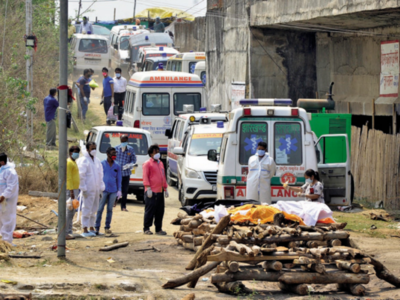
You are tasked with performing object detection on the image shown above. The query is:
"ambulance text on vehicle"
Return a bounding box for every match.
[122,71,206,159]
[212,99,351,206]
[166,52,206,74]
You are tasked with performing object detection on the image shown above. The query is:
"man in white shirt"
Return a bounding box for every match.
[113,67,128,120]
[79,16,93,34]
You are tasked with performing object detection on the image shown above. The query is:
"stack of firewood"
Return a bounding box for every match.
[164,212,400,296]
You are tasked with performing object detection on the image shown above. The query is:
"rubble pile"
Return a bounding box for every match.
[163,209,400,296]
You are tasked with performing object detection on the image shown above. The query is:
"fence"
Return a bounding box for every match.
[351,125,400,210]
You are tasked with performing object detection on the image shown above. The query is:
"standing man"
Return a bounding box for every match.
[115,135,136,211]
[68,19,76,42]
[66,146,80,240]
[246,141,276,204]
[78,69,91,120]
[78,16,93,34]
[143,145,168,235]
[101,67,114,125]
[157,63,164,71]
[43,88,59,149]
[154,17,165,33]
[77,142,105,237]
[0,153,19,245]
[113,68,127,120]
[95,147,122,235]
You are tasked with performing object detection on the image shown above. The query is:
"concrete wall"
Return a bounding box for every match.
[174,17,206,53]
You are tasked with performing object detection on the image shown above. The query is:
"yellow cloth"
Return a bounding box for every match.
[67,158,80,190]
[134,7,195,21]
[68,25,76,38]
[229,204,305,225]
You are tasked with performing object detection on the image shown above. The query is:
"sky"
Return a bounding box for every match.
[68,0,207,21]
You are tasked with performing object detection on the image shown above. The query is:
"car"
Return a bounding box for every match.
[173,121,226,206]
[74,24,111,38]
[80,126,152,202]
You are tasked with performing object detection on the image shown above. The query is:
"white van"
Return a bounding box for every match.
[165,108,228,187]
[211,99,351,206]
[122,71,206,159]
[109,25,150,77]
[194,61,206,86]
[82,126,152,202]
[71,34,110,77]
[136,47,179,73]
[173,122,227,206]
[166,52,206,74]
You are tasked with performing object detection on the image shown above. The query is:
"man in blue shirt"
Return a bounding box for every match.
[43,88,59,148]
[101,67,114,125]
[78,69,92,120]
[95,147,122,235]
[115,134,137,211]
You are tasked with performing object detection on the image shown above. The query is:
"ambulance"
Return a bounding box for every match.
[194,61,206,86]
[122,71,206,160]
[165,105,228,187]
[209,99,351,206]
[166,52,206,74]
[134,46,179,75]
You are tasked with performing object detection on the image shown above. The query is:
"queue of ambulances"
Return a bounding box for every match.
[122,71,206,160]
[164,104,228,187]
[166,52,206,74]
[134,46,179,75]
[210,99,351,206]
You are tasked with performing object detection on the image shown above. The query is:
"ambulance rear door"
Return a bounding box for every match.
[315,134,351,206]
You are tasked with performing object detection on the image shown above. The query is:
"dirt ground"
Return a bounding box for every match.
[2,188,400,300]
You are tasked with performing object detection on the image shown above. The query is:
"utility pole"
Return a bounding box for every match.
[77,0,82,21]
[58,0,68,258]
[133,0,136,22]
[25,0,33,146]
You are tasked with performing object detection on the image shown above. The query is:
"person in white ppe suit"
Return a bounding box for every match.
[246,141,276,203]
[77,142,105,237]
[0,153,19,245]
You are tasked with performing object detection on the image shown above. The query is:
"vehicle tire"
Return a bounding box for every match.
[166,166,176,187]
[179,186,189,207]
[136,192,144,203]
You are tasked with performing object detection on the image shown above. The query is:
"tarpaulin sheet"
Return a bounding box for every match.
[135,7,195,21]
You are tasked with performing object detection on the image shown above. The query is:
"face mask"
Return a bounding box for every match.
[120,142,128,147]
[71,152,79,160]
[102,72,107,77]
[90,149,97,156]
[154,153,161,160]
[257,150,265,157]
[111,155,117,161]
[116,73,121,78]
[306,178,313,184]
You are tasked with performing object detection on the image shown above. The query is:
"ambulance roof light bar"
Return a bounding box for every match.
[239,99,293,107]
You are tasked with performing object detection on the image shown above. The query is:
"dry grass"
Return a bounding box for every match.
[16,165,58,194]
[0,241,13,253]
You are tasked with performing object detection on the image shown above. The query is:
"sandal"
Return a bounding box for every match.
[156,230,167,235]
[144,230,153,235]
[122,208,129,212]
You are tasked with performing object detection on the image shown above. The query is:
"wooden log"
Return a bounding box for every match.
[316,222,347,230]
[213,281,250,294]
[301,263,325,274]
[189,220,202,229]
[279,272,370,285]
[258,231,349,244]
[0,294,32,300]
[177,211,188,219]
[227,226,234,238]
[183,242,195,251]
[170,217,182,225]
[186,214,230,270]
[282,228,298,235]
[230,241,246,255]
[28,191,55,198]
[0,253,10,261]
[99,242,129,251]
[8,255,42,259]
[336,260,360,273]
[162,261,219,289]
[217,236,230,245]
[338,283,366,296]
[192,228,206,236]
[307,240,327,248]
[182,235,194,243]
[228,261,239,273]
[180,218,193,225]
[262,261,282,271]
[329,239,342,247]
[193,236,203,246]
[180,293,195,300]
[366,255,400,287]
[211,269,281,284]
[207,251,299,262]
[252,246,260,256]
[279,282,308,295]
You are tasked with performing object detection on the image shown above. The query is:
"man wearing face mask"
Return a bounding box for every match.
[113,68,127,121]
[66,146,81,240]
[0,153,19,245]
[115,135,136,211]
[78,16,93,34]
[95,147,122,235]
[77,142,105,237]
[43,88,59,148]
[78,69,92,120]
[101,67,114,125]
[246,141,276,204]
[142,145,168,235]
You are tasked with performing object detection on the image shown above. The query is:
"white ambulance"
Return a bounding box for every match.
[122,71,206,159]
[209,99,351,206]
[166,52,206,74]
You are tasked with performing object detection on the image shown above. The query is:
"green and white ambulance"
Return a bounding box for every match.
[210,99,351,206]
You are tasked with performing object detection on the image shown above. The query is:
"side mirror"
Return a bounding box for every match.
[173,147,185,156]
[165,129,172,138]
[114,44,118,50]
[207,149,218,162]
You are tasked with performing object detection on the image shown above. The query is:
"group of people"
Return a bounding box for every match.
[246,141,324,204]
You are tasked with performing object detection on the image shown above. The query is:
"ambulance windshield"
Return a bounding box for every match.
[188,134,223,156]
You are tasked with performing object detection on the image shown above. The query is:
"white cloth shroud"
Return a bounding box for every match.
[271,200,333,226]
